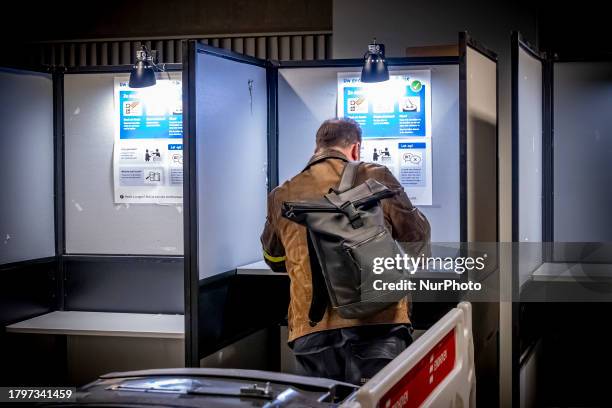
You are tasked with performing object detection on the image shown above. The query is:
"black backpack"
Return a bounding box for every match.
[282,161,410,326]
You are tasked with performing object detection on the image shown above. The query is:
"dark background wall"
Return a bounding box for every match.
[537,2,612,57]
[4,0,331,41]
[3,0,610,54]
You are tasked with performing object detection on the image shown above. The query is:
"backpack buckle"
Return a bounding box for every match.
[340,201,363,229]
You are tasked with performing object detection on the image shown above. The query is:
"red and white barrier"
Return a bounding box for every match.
[342,302,475,408]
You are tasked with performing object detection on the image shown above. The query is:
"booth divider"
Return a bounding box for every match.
[182,41,285,367]
[0,67,57,385]
[0,66,55,385]
[460,32,499,244]
[510,31,549,407]
[458,33,500,407]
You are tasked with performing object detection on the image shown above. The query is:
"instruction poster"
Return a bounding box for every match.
[113,75,183,204]
[337,70,433,205]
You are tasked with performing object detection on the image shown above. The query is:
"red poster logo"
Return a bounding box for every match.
[378,328,456,408]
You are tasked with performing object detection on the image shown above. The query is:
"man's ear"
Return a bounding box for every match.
[350,143,361,161]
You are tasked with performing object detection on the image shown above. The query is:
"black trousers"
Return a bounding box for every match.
[291,324,412,385]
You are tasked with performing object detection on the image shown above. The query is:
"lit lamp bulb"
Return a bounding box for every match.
[361,39,390,83]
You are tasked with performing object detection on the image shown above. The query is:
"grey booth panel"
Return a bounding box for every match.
[553,62,612,243]
[0,68,55,265]
[465,48,497,242]
[64,73,183,255]
[195,53,268,280]
[517,47,544,287]
[63,257,183,314]
[278,65,460,243]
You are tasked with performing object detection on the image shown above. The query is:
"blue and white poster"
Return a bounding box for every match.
[113,75,183,204]
[337,70,431,138]
[338,71,433,205]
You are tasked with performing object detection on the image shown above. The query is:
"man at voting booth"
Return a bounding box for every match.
[261,118,431,385]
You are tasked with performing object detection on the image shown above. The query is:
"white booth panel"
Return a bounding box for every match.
[195,53,268,280]
[278,65,461,242]
[466,48,497,242]
[64,73,183,255]
[0,69,55,264]
[518,48,543,243]
[517,47,543,287]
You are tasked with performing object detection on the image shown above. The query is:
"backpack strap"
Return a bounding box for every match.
[324,162,364,229]
[302,151,348,172]
[306,230,329,327]
[337,161,361,193]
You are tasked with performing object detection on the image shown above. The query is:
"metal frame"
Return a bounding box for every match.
[542,58,554,245]
[52,69,66,309]
[183,40,199,368]
[61,64,182,74]
[0,256,57,273]
[274,56,460,69]
[267,66,279,191]
[458,34,468,245]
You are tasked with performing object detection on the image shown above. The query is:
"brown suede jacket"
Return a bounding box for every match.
[261,149,431,342]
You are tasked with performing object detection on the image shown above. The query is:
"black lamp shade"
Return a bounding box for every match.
[361,53,389,83]
[129,60,156,88]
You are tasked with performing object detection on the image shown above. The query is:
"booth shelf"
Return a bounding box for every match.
[6,311,184,339]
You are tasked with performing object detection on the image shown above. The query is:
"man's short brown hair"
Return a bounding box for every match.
[315,118,362,150]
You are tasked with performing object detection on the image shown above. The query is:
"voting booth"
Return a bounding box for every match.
[1,63,186,386]
[182,32,498,405]
[511,31,612,407]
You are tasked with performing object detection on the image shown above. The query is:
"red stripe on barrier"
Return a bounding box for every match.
[378,328,456,408]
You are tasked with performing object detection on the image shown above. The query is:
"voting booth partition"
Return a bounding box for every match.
[459,34,499,408]
[511,31,612,407]
[183,33,499,405]
[0,66,56,385]
[182,42,289,371]
[1,64,186,386]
